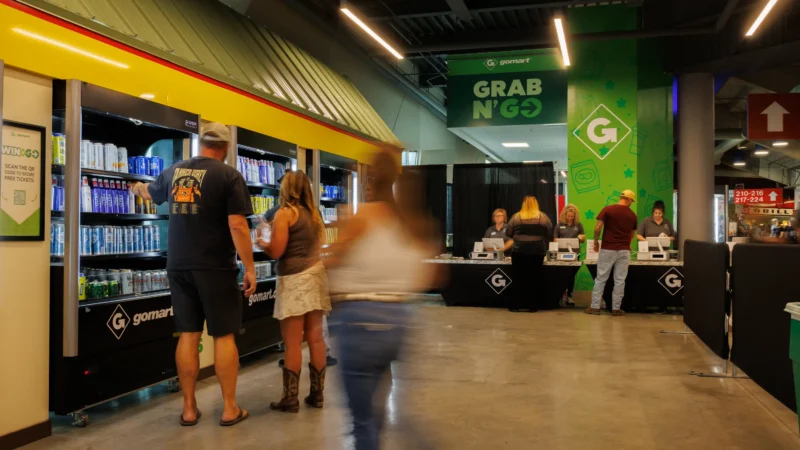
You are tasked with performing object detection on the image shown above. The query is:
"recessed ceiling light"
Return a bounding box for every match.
[140,93,155,100]
[773,140,789,147]
[754,150,770,156]
[733,161,747,166]
[560,170,567,177]
[503,143,529,148]
[523,160,543,163]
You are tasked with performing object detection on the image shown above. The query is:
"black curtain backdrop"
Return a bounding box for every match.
[683,240,730,359]
[730,244,800,412]
[403,165,447,251]
[453,162,556,258]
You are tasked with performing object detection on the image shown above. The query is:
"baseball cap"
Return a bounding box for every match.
[200,122,230,143]
[620,189,636,202]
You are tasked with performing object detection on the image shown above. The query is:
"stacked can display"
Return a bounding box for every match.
[320,184,346,201]
[237,261,272,283]
[251,195,276,215]
[237,157,288,185]
[81,177,156,215]
[322,207,337,222]
[79,139,163,177]
[50,222,65,256]
[324,227,338,245]
[82,224,161,255]
[82,268,169,300]
[51,175,65,212]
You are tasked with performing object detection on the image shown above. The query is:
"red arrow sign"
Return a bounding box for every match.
[748,93,800,140]
[734,188,783,205]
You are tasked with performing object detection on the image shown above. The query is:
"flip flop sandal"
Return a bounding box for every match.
[179,409,201,427]
[219,408,249,427]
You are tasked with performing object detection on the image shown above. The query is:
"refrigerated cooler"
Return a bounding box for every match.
[307,150,359,248]
[230,126,296,357]
[49,80,198,425]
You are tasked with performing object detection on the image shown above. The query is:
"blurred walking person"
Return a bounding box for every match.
[326,152,441,450]
[258,171,330,412]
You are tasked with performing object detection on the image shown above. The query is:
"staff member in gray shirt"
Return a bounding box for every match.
[637,200,675,242]
[484,208,514,251]
[554,204,585,307]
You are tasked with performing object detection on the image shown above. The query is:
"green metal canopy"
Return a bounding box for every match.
[19,0,400,146]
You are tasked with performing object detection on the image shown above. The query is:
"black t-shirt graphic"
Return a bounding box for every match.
[149,156,253,271]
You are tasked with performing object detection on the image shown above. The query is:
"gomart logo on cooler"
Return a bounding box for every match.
[248,288,276,307]
[472,78,543,120]
[106,304,174,340]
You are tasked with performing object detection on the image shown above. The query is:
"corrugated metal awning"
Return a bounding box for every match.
[18,0,400,146]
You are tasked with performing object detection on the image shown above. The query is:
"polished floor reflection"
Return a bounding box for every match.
[26,304,800,449]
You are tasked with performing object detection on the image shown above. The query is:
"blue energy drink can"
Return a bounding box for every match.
[91,226,104,255]
[157,157,164,174]
[149,157,161,177]
[144,226,154,252]
[116,227,123,254]
[80,226,91,256]
[128,157,137,174]
[136,156,147,175]
[50,224,56,255]
[55,223,65,256]
[104,226,114,254]
[143,157,152,176]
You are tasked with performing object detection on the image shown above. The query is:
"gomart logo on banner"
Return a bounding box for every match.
[573,104,632,160]
[106,304,174,340]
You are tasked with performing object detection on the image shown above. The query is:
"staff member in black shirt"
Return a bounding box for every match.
[554,204,585,307]
[637,200,675,242]
[506,196,553,312]
[483,208,513,251]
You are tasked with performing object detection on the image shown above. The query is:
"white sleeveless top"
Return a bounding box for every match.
[328,218,432,297]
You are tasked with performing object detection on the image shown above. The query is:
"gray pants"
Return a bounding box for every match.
[591,250,631,310]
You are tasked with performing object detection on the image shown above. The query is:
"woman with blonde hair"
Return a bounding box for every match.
[554,204,585,306]
[505,196,553,312]
[258,170,330,412]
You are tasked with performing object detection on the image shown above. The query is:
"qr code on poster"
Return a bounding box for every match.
[14,190,26,205]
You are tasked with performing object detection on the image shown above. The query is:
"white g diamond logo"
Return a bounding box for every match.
[658,267,684,296]
[484,58,498,71]
[485,268,512,294]
[107,304,131,340]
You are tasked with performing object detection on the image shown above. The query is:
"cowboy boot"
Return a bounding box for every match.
[304,363,327,408]
[270,368,300,413]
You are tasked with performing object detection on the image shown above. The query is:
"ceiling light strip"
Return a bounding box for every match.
[12,28,129,69]
[745,0,779,37]
[340,8,404,59]
[554,18,571,67]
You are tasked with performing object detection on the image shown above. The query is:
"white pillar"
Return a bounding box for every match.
[678,73,715,254]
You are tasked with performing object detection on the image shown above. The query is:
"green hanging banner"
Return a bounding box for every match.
[447,50,568,128]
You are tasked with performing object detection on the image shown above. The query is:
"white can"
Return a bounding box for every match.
[80,140,92,169]
[117,147,129,173]
[93,143,104,170]
[104,143,117,172]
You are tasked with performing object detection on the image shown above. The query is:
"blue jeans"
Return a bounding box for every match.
[591,249,631,310]
[331,301,412,450]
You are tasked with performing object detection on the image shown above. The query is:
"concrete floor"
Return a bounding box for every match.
[25,304,800,449]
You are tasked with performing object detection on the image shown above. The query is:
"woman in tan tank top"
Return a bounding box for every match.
[258,171,331,413]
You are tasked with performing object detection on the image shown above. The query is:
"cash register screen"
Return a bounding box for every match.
[646,237,671,250]
[482,238,505,251]
[557,239,580,251]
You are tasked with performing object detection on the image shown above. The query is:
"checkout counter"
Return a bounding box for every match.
[585,237,683,312]
[425,238,581,309]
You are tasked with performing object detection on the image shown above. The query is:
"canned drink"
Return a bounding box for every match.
[53,185,63,212]
[116,227,124,254]
[128,156,137,174]
[143,157,152,176]
[146,226,155,252]
[117,147,129,173]
[93,143,104,171]
[157,157,164,174]
[108,269,121,286]
[104,143,117,172]
[50,224,56,255]
[91,226,104,255]
[80,140,92,169]
[78,273,87,300]
[120,270,133,295]
[133,226,142,252]
[133,271,143,294]
[164,271,170,290]
[142,271,152,292]
[80,226,91,256]
[125,227,134,253]
[136,156,147,175]
[85,282,97,299]
[153,226,161,251]
[108,280,120,297]
[55,223,65,256]
[104,226,114,254]
[99,281,109,298]
[149,157,159,177]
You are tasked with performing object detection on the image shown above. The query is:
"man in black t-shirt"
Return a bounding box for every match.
[133,122,254,427]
